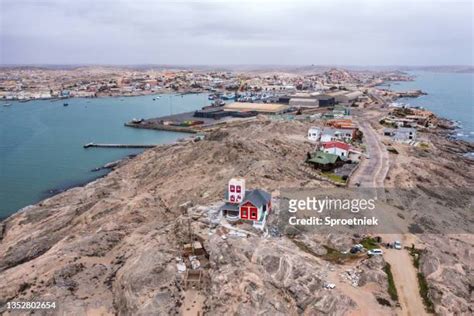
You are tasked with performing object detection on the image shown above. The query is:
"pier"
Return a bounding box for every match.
[83,143,157,149]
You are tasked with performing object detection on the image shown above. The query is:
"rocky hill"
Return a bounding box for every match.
[0,117,472,315]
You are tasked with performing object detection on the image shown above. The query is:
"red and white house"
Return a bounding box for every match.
[220,178,272,229]
[321,141,350,158]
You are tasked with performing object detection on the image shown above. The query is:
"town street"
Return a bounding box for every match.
[351,115,427,316]
[349,120,389,188]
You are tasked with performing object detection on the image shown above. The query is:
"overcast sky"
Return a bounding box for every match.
[1,0,473,65]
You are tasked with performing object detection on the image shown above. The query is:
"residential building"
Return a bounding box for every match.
[308,127,321,142]
[220,178,272,230]
[320,127,354,143]
[384,127,417,142]
[306,151,344,171]
[321,141,350,157]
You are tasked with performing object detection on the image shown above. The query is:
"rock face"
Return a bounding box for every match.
[0,119,344,315]
[0,118,472,315]
[205,236,354,315]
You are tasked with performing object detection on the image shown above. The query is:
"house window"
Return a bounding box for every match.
[241,207,248,219]
[230,185,235,192]
[250,207,258,220]
[236,185,241,193]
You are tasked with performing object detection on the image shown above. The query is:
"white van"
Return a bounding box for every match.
[367,249,384,256]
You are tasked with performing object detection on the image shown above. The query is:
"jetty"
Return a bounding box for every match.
[83,143,156,149]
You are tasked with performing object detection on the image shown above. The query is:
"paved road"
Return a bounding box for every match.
[350,116,427,315]
[348,121,389,188]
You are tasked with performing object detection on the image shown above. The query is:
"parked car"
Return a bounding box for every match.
[367,249,384,256]
[323,283,336,289]
[394,241,402,250]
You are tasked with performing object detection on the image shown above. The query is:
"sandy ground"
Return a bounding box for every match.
[383,235,427,316]
[329,270,393,316]
[181,290,205,316]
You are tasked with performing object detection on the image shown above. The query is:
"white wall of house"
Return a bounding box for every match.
[320,134,333,142]
[307,128,321,142]
[323,147,348,157]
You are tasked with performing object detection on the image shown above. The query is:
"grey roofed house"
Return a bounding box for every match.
[220,189,271,213]
[219,202,239,212]
[242,189,272,208]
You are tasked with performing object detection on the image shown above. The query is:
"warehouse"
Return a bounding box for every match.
[289,98,319,107]
[223,102,289,114]
[313,94,336,107]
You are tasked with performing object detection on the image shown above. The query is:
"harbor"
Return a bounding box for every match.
[0,93,209,217]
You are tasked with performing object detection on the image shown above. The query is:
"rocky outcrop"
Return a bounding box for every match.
[0,118,472,315]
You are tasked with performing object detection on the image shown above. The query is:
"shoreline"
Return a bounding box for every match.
[1,104,473,315]
[385,74,473,143]
[1,89,208,102]
[0,136,198,222]
[1,106,472,224]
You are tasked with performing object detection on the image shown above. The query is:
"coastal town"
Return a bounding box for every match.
[0,66,472,316]
[0,66,418,101]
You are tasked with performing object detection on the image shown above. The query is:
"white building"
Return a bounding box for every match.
[321,141,350,158]
[320,128,354,143]
[307,127,321,142]
[384,127,417,143]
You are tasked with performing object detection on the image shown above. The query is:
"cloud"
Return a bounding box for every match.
[0,0,472,65]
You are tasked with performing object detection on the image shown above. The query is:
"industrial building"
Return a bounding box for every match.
[223,102,289,114]
[289,98,319,107]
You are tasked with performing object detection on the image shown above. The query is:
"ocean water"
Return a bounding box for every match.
[390,71,474,141]
[0,94,209,218]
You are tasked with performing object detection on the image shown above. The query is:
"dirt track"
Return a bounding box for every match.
[384,235,427,316]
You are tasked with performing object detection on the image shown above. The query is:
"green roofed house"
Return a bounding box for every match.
[306,151,345,171]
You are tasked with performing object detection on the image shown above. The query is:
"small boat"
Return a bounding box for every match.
[132,118,144,124]
[3,103,12,107]
[222,93,235,100]
[63,102,69,106]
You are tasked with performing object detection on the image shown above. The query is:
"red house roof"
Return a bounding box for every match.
[322,141,350,151]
